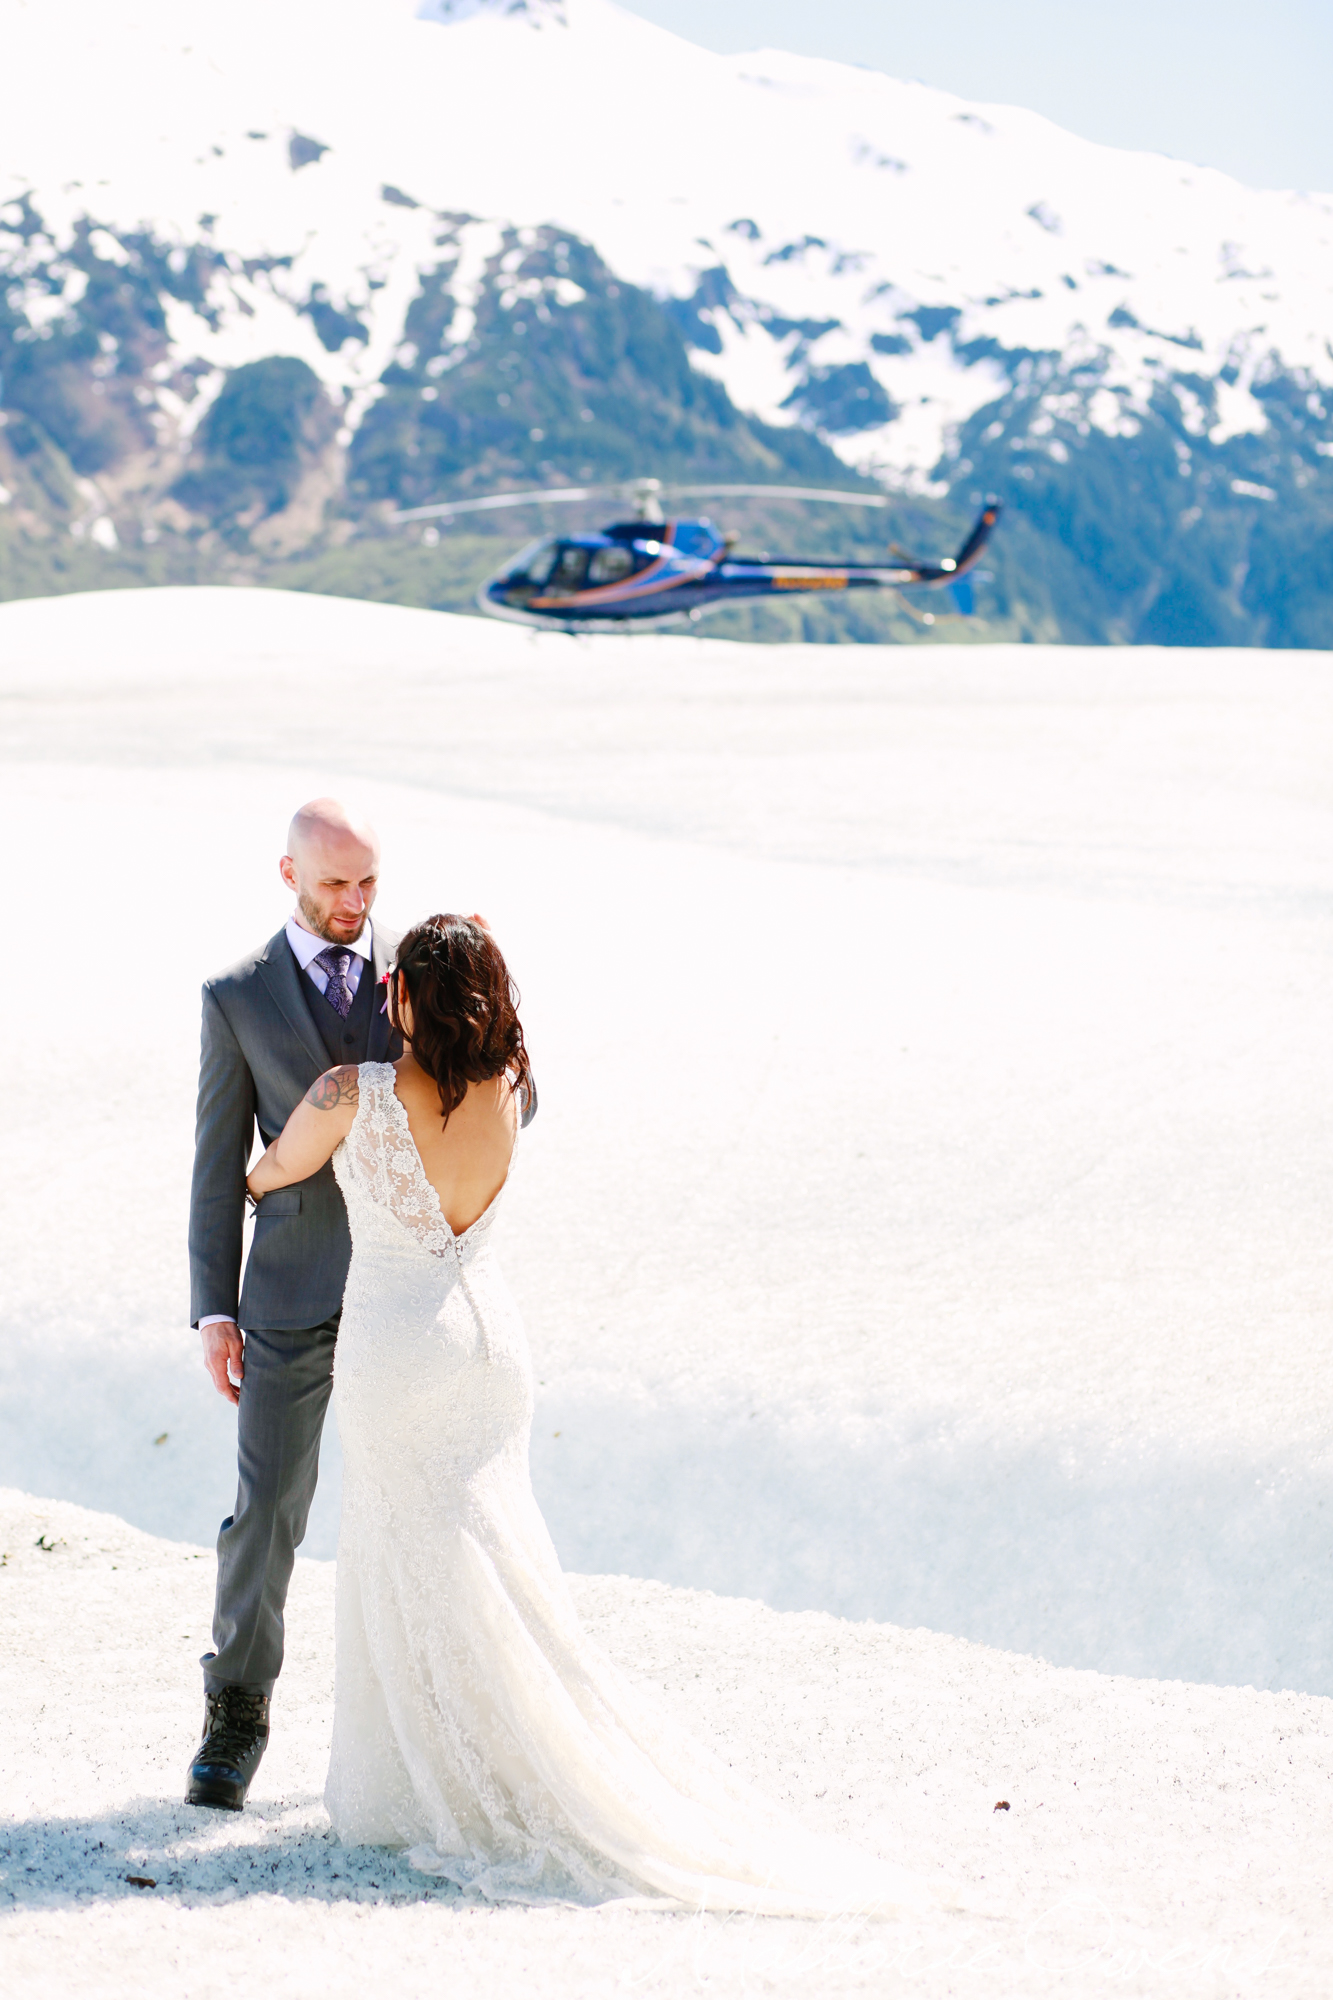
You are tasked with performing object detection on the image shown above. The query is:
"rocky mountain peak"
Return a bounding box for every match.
[1,0,1330,645]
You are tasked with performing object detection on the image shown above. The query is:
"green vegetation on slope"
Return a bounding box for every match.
[2,201,1330,645]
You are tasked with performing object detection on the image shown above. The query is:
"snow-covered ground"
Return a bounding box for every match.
[1,586,1331,1990]
[3,1487,1330,1997]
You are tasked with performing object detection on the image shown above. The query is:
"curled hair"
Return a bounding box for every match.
[389,914,532,1125]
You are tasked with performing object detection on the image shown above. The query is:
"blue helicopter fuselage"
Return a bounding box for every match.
[478,516,921,630]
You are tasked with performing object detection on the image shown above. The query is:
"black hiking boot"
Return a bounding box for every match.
[185,1686,271,1811]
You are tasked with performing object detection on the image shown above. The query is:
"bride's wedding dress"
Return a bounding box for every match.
[326,1062,931,1914]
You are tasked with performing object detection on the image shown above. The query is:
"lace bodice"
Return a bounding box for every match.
[333,1060,514,1263]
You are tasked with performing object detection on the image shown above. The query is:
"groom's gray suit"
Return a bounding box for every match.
[190,920,401,1694]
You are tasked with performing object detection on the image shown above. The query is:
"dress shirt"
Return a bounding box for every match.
[285,913,373,999]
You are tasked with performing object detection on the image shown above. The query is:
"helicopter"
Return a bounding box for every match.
[392,478,1001,633]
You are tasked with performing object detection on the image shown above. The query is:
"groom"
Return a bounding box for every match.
[186,797,401,1811]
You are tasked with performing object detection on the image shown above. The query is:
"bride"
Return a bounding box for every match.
[246,913,936,1915]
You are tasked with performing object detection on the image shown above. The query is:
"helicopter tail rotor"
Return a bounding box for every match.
[948,498,1002,575]
[903,499,1002,587]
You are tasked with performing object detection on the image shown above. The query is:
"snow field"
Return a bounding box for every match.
[1,587,1330,1687]
[2,1489,1330,1999]
[1,583,1331,1990]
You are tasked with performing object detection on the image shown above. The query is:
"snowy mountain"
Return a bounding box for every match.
[3,0,1332,642]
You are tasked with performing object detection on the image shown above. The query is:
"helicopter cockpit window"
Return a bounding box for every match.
[499,538,559,586]
[547,545,591,594]
[588,545,634,585]
[523,544,559,586]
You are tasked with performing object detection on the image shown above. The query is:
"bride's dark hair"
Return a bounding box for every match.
[388,914,532,1125]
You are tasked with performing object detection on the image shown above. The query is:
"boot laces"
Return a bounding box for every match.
[201,1689,269,1766]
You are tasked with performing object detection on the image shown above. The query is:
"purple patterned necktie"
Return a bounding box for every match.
[313,946,354,1019]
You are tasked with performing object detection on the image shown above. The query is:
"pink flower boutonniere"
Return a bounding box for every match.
[379,966,395,1016]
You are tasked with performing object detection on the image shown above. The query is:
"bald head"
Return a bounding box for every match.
[287,797,378,864]
[280,797,381,946]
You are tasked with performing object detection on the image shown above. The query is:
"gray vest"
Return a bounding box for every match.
[305,952,379,1067]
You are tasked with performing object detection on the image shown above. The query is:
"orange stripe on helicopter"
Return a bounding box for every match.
[530,545,715,610]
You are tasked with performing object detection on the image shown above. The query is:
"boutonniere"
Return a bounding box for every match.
[379,965,395,1015]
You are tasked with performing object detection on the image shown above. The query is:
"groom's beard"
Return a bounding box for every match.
[297,890,368,946]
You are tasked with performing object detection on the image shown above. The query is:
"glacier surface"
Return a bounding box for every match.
[0,585,1329,1693]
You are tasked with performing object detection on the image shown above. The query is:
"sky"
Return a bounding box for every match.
[615,0,1333,194]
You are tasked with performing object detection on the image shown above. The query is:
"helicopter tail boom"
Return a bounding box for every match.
[803,500,1001,588]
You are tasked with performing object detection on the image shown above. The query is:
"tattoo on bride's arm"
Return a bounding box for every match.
[305,1067,360,1111]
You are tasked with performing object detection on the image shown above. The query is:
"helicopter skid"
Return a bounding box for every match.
[478,592,709,635]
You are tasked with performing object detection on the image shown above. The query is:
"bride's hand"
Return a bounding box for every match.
[246,1138,285,1201]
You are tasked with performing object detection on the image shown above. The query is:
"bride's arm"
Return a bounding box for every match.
[247,1066,362,1198]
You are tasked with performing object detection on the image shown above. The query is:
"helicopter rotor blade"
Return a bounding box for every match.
[666,484,890,508]
[392,486,615,524]
[394,480,896,524]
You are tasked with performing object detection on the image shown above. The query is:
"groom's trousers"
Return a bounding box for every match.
[202,1315,339,1695]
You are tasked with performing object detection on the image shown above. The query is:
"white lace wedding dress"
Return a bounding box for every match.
[326,1062,932,1914]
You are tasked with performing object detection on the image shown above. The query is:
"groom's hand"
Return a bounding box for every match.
[201,1321,244,1405]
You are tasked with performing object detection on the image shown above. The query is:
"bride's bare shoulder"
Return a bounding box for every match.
[304,1064,362,1112]
[476,1073,521,1126]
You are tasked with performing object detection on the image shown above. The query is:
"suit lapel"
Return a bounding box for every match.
[367,923,399,1062]
[256,928,331,1074]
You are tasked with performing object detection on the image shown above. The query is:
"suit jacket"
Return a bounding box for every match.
[189,923,402,1332]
